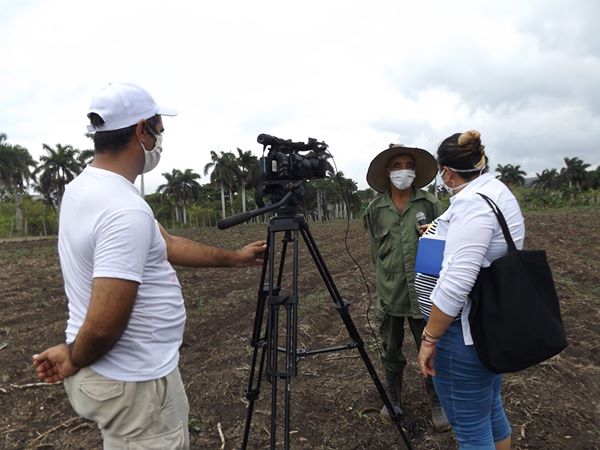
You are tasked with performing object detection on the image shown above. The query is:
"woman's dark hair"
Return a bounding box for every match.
[88,114,161,154]
[437,130,488,180]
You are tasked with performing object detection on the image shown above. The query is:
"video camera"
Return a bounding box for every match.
[257,133,329,182]
[217,133,330,229]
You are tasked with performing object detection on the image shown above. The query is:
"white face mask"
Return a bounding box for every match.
[139,128,163,174]
[438,168,473,195]
[389,169,416,190]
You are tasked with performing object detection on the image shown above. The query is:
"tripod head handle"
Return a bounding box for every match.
[217,210,256,230]
[217,191,294,230]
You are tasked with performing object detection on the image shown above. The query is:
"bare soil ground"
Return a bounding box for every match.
[0,208,599,450]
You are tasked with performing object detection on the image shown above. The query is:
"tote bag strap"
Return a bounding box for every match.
[476,193,517,252]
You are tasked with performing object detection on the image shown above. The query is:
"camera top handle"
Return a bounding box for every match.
[257,134,327,153]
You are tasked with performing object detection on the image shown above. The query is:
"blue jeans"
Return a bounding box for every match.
[432,320,511,449]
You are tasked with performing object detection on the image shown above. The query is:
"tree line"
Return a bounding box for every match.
[494,158,600,190]
[492,159,600,209]
[0,134,360,236]
[1,132,598,237]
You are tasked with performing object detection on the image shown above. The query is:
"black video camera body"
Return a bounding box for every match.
[257,134,329,181]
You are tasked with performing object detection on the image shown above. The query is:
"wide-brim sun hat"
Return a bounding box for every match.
[366,144,437,192]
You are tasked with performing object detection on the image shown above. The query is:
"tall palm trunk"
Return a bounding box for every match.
[242,184,247,212]
[220,182,226,219]
[14,192,24,234]
[317,190,323,222]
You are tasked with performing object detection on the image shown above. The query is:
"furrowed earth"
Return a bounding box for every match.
[0,208,598,449]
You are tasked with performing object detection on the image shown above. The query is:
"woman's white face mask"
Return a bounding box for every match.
[139,127,163,174]
[438,168,474,195]
[389,169,415,190]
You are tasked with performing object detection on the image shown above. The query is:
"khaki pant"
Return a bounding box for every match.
[64,367,190,450]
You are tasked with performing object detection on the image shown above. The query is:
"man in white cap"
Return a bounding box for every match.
[32,82,266,449]
[364,144,449,432]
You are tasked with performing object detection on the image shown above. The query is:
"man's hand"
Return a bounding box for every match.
[159,223,267,268]
[233,240,267,267]
[33,344,79,383]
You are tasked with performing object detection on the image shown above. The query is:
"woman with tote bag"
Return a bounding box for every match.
[416,130,525,450]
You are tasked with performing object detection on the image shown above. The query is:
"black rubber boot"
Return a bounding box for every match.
[425,376,451,432]
[380,370,404,419]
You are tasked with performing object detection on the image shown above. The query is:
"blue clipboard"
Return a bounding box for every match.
[415,236,446,277]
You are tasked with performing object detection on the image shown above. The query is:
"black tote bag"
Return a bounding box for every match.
[468,194,567,374]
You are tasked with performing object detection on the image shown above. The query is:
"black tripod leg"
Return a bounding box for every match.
[299,223,413,450]
[268,299,280,449]
[266,230,291,382]
[241,232,272,450]
[283,228,299,449]
[267,230,294,449]
[242,229,292,449]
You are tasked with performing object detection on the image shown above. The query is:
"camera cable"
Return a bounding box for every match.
[328,155,382,360]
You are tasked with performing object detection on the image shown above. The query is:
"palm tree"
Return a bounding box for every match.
[236,148,259,213]
[533,169,560,191]
[158,168,201,224]
[560,157,590,190]
[0,134,37,234]
[587,165,600,190]
[330,171,359,219]
[304,179,326,221]
[305,171,339,221]
[203,151,240,219]
[495,164,527,186]
[320,171,359,219]
[34,143,85,209]
[77,149,95,167]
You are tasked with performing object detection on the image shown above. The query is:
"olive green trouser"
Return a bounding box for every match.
[378,314,426,374]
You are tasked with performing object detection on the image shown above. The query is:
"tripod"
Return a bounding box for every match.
[239,211,413,450]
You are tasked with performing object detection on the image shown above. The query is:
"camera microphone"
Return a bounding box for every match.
[257,133,276,145]
[416,211,427,226]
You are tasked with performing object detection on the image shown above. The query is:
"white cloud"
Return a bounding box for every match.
[1,0,598,194]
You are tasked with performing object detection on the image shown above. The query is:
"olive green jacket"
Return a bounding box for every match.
[363,189,442,318]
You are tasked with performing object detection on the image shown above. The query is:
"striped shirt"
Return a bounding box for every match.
[414,220,459,320]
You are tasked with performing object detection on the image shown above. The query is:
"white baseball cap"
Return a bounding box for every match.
[87,82,177,133]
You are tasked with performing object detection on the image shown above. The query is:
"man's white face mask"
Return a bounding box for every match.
[139,127,163,174]
[389,169,415,190]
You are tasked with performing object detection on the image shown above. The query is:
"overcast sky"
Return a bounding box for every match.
[1,0,599,193]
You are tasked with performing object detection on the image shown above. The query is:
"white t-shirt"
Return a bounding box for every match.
[430,173,525,345]
[59,166,186,381]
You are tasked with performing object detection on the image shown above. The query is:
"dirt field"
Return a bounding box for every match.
[0,208,599,450]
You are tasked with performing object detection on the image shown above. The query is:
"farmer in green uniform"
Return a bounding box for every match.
[363,144,450,432]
